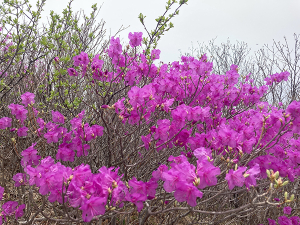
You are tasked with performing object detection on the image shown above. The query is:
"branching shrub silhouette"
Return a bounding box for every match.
[0,1,300,225]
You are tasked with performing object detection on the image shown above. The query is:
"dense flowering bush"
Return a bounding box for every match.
[0,29,300,223]
[0,1,300,224]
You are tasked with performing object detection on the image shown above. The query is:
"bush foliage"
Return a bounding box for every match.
[0,0,300,224]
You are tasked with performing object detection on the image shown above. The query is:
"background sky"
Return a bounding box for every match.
[25,0,300,63]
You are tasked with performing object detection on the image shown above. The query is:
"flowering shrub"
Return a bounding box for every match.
[0,0,300,224]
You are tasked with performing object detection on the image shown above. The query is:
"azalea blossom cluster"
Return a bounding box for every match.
[266,206,300,225]
[13,153,156,222]
[0,31,300,224]
[0,186,25,224]
[264,71,290,86]
[7,138,258,222]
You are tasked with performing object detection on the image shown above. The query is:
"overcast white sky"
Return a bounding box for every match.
[25,0,300,63]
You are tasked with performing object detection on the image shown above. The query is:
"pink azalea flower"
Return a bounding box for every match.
[52,110,65,124]
[225,167,247,190]
[56,146,75,162]
[2,201,18,217]
[126,193,144,212]
[152,164,168,181]
[128,32,143,48]
[73,52,89,67]
[174,183,203,207]
[151,49,161,60]
[67,68,78,76]
[80,196,106,222]
[17,126,28,137]
[128,177,147,201]
[197,160,220,189]
[278,216,292,225]
[244,164,260,189]
[283,206,292,215]
[15,204,25,220]
[267,218,277,225]
[20,92,35,106]
[0,117,12,129]
[8,104,28,122]
[12,173,27,187]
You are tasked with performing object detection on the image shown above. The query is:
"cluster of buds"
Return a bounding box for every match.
[284,191,295,203]
[266,169,289,189]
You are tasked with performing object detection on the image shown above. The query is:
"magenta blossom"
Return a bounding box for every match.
[197,160,220,189]
[2,201,18,217]
[151,49,161,60]
[20,92,35,106]
[128,32,143,48]
[17,126,28,137]
[244,163,260,189]
[12,173,27,187]
[52,110,65,124]
[73,51,89,67]
[8,104,28,122]
[278,216,293,225]
[0,117,12,129]
[174,183,203,207]
[15,204,25,220]
[79,196,106,222]
[283,206,292,215]
[67,68,78,76]
[225,167,247,190]
[21,143,41,167]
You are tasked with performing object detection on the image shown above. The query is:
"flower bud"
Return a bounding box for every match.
[243,173,250,178]
[290,194,295,202]
[275,178,283,187]
[284,192,288,200]
[101,105,110,109]
[193,177,200,187]
[112,181,118,189]
[282,181,289,187]
[68,175,74,181]
[266,169,271,178]
[274,171,279,180]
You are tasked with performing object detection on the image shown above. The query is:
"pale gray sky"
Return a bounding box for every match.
[25,0,300,63]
